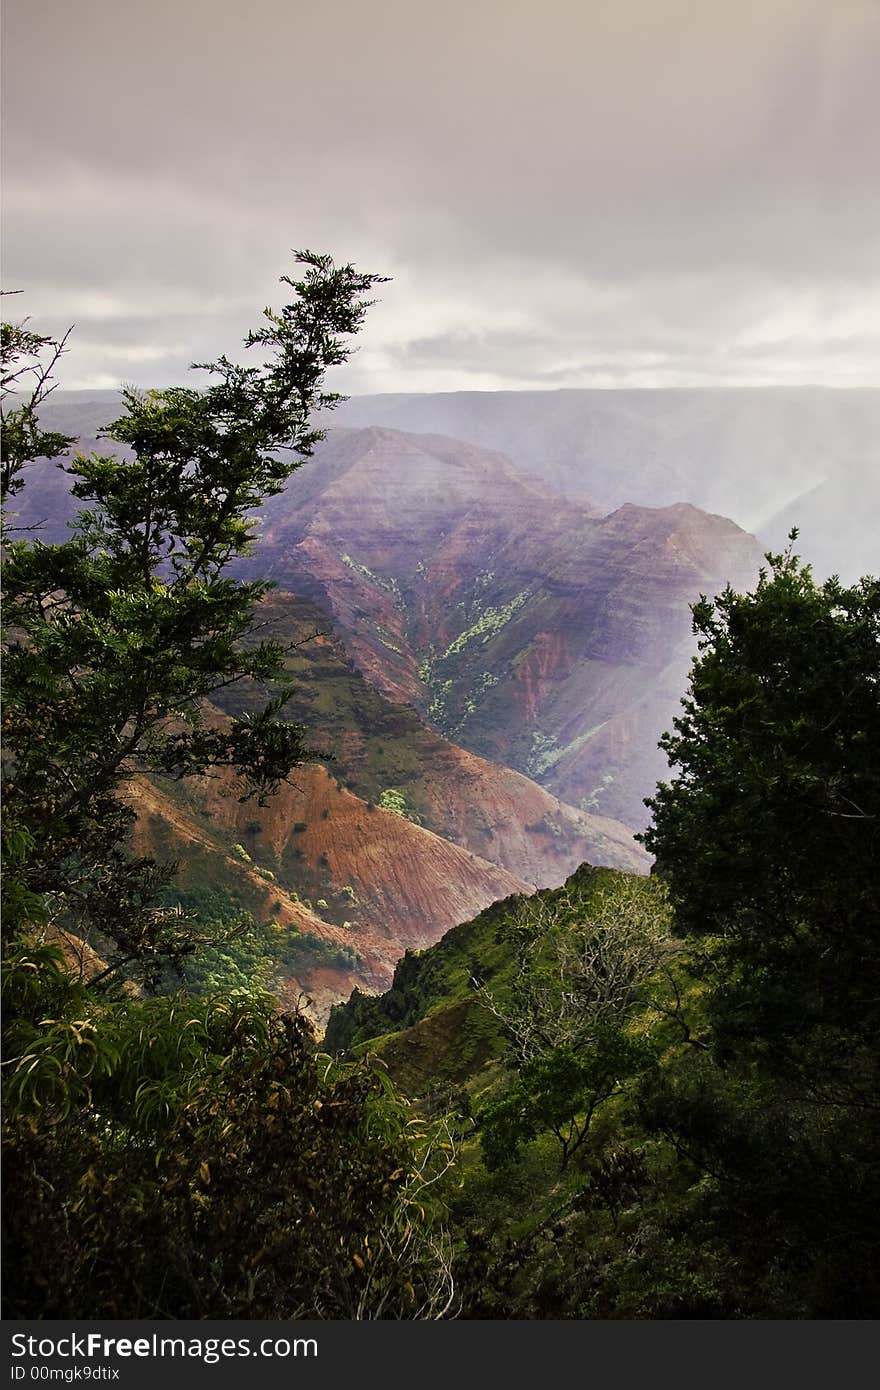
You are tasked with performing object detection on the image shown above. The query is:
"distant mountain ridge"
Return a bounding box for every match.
[38,385,877,581]
[327,386,878,580]
[242,426,762,827]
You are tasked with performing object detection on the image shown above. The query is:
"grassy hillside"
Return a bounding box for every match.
[325,864,735,1317]
[325,863,641,1089]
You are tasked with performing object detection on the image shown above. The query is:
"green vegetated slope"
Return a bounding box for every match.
[325,814,880,1320]
[325,863,661,1094]
[325,881,527,1092]
[325,863,721,1318]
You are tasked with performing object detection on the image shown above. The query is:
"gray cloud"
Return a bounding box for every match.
[3,0,878,389]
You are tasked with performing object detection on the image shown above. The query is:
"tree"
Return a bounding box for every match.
[1,313,74,500]
[643,540,880,1069]
[640,541,880,1315]
[2,251,386,983]
[377,786,421,823]
[479,875,669,1170]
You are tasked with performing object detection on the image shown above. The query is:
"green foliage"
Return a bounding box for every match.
[328,868,683,1310]
[481,1032,651,1172]
[4,980,456,1318]
[340,551,402,603]
[640,539,880,1315]
[527,730,559,777]
[377,786,422,824]
[149,895,364,993]
[1,319,74,499]
[643,540,880,1065]
[477,875,669,1170]
[1,261,458,1321]
[325,883,529,1061]
[2,252,382,979]
[419,590,529,734]
[326,867,669,1080]
[435,591,529,664]
[4,954,276,1126]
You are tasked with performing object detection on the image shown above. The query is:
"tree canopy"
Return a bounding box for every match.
[643,540,880,1068]
[479,876,670,1170]
[640,540,880,1314]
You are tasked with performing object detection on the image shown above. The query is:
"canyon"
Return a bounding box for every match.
[20,398,774,1014]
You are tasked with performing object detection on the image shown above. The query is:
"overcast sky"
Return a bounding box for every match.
[3,0,879,392]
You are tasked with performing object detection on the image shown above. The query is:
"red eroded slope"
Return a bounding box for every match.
[129,762,530,1023]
